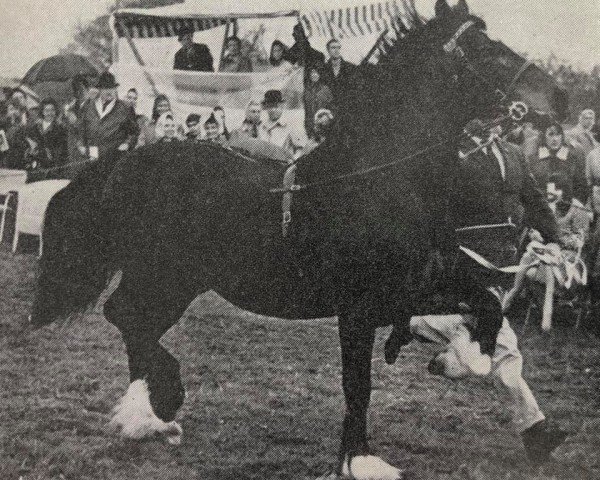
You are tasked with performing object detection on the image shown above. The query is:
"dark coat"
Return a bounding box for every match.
[77,100,138,159]
[26,121,68,168]
[527,144,588,205]
[283,40,325,80]
[174,43,214,72]
[454,137,560,245]
[303,82,333,137]
[322,59,357,106]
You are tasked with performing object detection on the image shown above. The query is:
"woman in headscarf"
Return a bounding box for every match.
[137,94,173,147]
[528,120,588,207]
[154,112,180,143]
[303,65,333,139]
[203,113,222,143]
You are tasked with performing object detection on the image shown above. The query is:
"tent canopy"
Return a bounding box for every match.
[112,0,405,39]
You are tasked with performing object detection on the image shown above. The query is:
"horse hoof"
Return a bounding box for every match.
[109,380,182,444]
[342,455,403,480]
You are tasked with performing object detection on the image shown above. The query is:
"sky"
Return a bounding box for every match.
[0,0,598,78]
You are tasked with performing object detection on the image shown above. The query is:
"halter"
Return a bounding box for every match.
[442,20,534,101]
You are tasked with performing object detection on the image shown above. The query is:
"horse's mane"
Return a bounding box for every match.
[378,1,486,67]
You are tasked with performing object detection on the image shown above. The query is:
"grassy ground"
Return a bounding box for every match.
[0,247,599,480]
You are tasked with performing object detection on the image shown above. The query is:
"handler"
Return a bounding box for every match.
[387,119,568,463]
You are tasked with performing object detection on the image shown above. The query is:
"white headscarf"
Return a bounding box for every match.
[155,112,177,141]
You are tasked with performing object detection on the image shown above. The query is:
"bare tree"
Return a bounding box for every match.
[60,0,183,69]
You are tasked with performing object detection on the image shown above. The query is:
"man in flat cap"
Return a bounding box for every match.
[174,25,214,72]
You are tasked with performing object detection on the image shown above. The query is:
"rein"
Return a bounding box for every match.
[270,21,531,196]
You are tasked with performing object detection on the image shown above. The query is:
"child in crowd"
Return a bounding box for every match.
[185,113,202,141]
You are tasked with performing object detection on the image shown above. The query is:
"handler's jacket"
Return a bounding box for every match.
[453,136,560,249]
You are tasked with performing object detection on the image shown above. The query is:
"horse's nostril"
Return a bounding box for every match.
[427,357,444,376]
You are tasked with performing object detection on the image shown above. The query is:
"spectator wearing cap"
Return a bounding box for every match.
[258,90,303,158]
[25,98,68,169]
[220,36,253,73]
[566,109,599,157]
[174,25,214,72]
[185,113,202,141]
[322,39,356,109]
[204,113,222,143]
[303,65,333,138]
[528,120,588,207]
[283,24,325,82]
[76,72,138,160]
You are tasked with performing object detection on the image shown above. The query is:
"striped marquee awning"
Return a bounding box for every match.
[112,1,405,40]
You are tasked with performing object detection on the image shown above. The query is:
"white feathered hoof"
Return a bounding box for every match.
[108,379,183,445]
[341,455,403,480]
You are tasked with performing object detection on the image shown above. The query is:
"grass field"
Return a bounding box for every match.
[1,247,599,480]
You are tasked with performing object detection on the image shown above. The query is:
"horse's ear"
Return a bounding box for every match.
[435,0,451,17]
[455,0,470,15]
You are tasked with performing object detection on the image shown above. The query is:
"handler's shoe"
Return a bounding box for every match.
[521,420,568,464]
[384,325,413,364]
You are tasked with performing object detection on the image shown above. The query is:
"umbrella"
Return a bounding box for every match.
[22,54,99,85]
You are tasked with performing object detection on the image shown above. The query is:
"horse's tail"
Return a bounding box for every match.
[31,159,117,328]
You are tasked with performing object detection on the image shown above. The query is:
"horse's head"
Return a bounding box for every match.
[431,0,567,120]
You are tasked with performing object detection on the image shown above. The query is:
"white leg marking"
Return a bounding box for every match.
[341,455,403,480]
[109,379,182,444]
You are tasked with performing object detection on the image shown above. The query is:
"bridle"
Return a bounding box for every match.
[269,20,533,227]
[442,20,534,103]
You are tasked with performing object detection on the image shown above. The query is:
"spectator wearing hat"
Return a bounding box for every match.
[185,113,202,141]
[174,26,214,72]
[322,39,356,109]
[303,65,333,138]
[76,72,138,160]
[258,90,303,158]
[204,113,223,143]
[283,24,325,82]
[566,109,598,158]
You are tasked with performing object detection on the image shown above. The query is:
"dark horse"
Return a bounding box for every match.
[31,1,567,478]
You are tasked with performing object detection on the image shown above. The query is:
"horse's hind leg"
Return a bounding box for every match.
[104,268,204,444]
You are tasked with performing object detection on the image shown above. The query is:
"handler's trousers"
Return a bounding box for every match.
[412,315,545,432]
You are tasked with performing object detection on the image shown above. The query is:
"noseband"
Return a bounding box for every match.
[443,20,534,104]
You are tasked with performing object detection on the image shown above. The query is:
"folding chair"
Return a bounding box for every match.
[0,169,27,243]
[12,179,70,257]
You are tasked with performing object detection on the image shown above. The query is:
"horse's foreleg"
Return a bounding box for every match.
[337,313,403,480]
